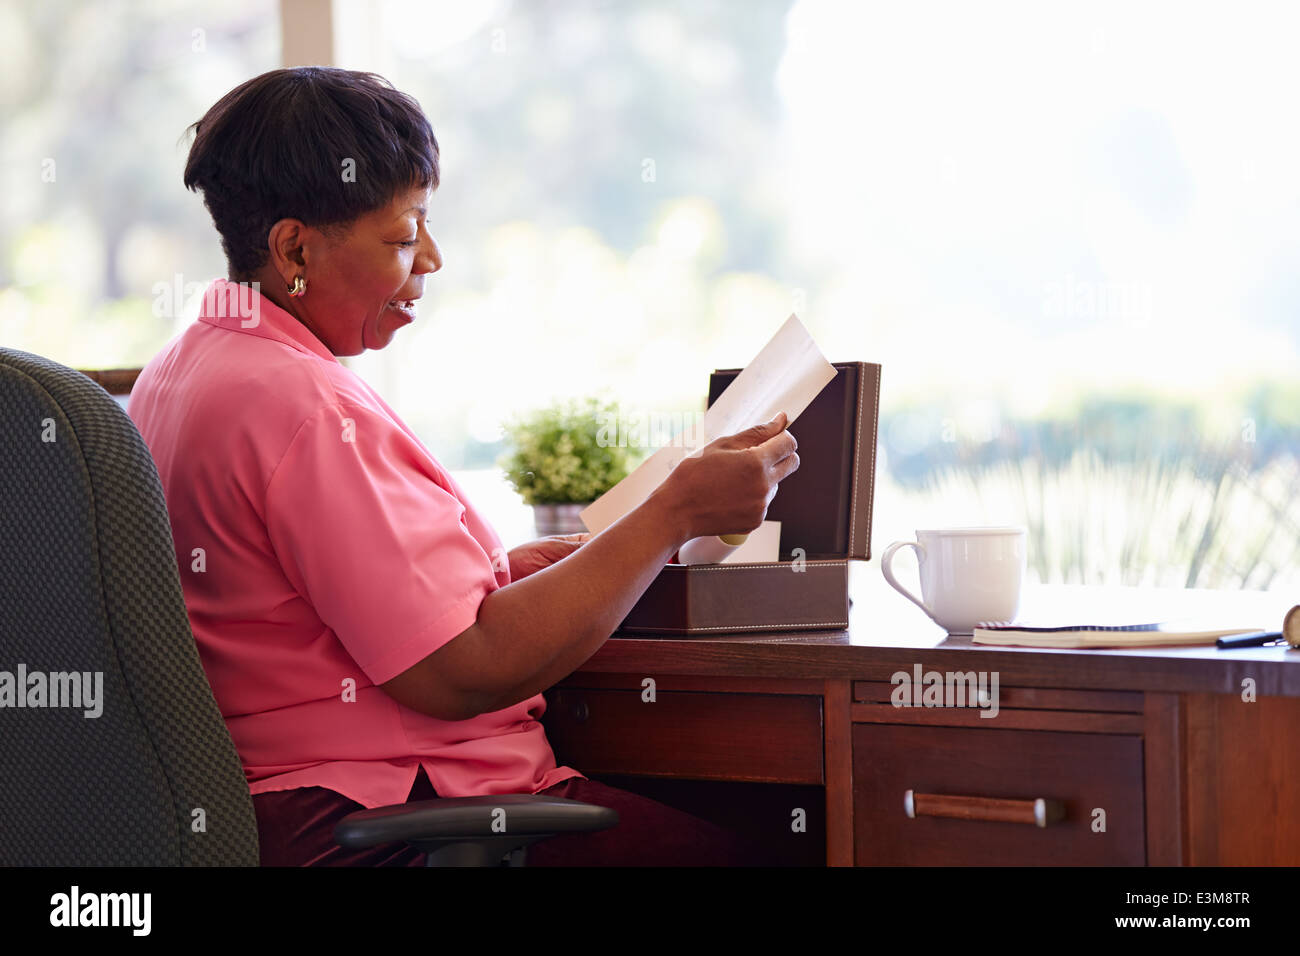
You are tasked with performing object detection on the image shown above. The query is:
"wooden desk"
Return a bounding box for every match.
[542,565,1300,865]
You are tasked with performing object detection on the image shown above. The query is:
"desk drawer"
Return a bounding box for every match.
[852,724,1144,865]
[545,689,823,784]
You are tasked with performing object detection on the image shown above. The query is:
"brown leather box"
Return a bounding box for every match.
[615,361,881,635]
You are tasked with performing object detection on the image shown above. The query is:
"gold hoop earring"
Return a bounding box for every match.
[288,275,306,297]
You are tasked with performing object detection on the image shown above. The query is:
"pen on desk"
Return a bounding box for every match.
[1215,630,1286,649]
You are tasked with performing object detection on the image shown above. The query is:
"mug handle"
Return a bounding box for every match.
[880,540,932,619]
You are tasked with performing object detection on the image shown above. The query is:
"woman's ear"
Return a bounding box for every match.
[266,218,308,286]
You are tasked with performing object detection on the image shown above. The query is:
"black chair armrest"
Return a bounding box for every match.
[334,793,619,867]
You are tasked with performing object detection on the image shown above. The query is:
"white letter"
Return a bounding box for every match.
[133,892,151,937]
[83,671,102,719]
[890,671,911,708]
[49,892,70,927]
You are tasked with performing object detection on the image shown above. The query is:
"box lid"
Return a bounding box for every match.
[705,360,880,561]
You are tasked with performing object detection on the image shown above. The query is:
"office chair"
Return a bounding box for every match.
[0,347,617,866]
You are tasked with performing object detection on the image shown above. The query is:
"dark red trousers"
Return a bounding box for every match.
[253,767,755,866]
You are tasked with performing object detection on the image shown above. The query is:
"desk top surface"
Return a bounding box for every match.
[584,564,1300,696]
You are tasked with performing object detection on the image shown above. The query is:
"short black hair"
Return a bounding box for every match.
[183,67,439,278]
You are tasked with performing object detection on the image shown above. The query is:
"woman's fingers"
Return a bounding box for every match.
[772,450,801,482]
[757,427,797,465]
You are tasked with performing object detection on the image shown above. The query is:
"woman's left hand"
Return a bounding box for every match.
[507,532,591,580]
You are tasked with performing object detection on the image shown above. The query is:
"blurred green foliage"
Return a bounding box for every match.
[497,396,638,505]
[881,395,1300,589]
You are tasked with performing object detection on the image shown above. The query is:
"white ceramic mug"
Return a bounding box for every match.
[880,527,1026,634]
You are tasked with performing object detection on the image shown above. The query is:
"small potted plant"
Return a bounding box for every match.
[498,396,637,535]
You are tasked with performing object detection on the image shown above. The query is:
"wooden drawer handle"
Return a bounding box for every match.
[903,790,1065,828]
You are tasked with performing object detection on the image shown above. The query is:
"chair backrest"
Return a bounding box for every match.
[0,347,258,865]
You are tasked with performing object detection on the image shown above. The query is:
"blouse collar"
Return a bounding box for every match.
[196,279,340,365]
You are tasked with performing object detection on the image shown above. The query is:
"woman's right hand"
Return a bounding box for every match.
[654,411,800,542]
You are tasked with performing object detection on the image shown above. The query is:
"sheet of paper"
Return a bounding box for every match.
[580,314,836,535]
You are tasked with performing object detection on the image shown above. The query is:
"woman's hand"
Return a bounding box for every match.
[507,532,591,580]
[653,412,798,541]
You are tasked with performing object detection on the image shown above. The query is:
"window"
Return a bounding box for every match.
[0,0,279,364]
[6,0,1297,583]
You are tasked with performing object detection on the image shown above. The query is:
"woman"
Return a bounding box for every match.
[128,66,800,866]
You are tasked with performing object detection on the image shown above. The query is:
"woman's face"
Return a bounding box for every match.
[287,184,442,356]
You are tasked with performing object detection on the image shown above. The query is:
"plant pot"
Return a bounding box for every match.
[532,502,592,536]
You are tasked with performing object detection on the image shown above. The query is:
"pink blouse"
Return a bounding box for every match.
[128,279,582,808]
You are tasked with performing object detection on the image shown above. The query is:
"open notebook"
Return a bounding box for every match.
[971,623,1265,648]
